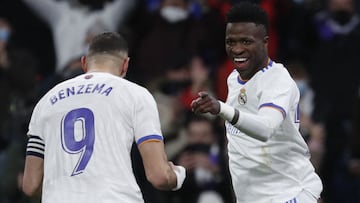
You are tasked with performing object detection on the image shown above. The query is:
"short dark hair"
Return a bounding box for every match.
[226,2,269,35]
[88,32,128,56]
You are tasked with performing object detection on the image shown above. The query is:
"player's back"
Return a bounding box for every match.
[32,72,153,203]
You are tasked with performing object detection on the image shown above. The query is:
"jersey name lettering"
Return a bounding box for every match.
[50,83,113,105]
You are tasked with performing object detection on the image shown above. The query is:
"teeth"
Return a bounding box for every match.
[234,58,247,62]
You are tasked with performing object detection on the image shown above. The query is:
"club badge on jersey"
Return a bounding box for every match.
[238,88,247,105]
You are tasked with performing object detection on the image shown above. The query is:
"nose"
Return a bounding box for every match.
[230,43,245,55]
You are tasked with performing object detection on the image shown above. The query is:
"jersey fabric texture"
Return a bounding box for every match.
[27,72,163,203]
[225,60,322,203]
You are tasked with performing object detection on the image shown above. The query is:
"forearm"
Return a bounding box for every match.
[139,141,185,191]
[218,101,283,142]
[159,163,178,190]
[22,156,44,196]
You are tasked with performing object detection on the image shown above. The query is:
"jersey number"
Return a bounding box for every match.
[61,108,95,176]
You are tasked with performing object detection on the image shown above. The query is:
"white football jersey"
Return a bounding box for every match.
[225,60,322,203]
[27,72,164,203]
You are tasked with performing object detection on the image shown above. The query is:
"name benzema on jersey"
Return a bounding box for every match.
[50,83,113,105]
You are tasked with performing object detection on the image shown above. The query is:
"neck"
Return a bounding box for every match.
[238,58,270,80]
[87,64,120,76]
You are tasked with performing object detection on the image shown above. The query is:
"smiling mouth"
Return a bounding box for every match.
[233,57,249,69]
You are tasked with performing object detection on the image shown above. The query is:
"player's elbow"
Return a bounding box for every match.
[244,125,274,142]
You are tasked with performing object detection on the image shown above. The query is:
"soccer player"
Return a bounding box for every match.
[22,32,186,203]
[191,2,323,203]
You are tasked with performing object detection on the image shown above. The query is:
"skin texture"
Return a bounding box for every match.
[191,22,269,114]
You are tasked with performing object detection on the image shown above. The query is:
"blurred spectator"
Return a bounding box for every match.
[0,17,39,203]
[348,85,360,199]
[169,115,233,203]
[286,60,325,172]
[307,0,360,202]
[131,0,221,85]
[22,0,136,75]
[180,53,214,112]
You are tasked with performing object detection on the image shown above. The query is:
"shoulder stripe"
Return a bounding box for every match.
[261,59,273,72]
[259,102,286,118]
[137,135,163,146]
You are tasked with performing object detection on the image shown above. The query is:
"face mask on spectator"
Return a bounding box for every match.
[0,28,10,42]
[160,6,189,23]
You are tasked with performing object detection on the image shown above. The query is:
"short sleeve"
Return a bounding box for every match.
[258,68,299,119]
[133,89,163,146]
[27,99,45,139]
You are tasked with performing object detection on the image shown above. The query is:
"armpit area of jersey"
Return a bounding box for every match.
[26,135,45,159]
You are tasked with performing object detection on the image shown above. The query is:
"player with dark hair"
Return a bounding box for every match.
[22,32,186,203]
[191,2,322,202]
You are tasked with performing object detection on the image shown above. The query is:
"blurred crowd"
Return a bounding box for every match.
[0,0,359,203]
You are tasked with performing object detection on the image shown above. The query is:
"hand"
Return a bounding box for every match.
[191,91,220,115]
[169,162,186,191]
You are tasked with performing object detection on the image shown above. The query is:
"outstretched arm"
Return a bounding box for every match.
[191,91,283,142]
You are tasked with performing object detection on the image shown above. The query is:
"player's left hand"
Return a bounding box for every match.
[191,91,220,115]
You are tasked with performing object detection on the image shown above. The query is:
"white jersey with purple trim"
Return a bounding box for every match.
[225,60,322,203]
[27,72,164,203]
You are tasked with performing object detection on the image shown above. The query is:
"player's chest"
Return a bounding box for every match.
[227,83,260,113]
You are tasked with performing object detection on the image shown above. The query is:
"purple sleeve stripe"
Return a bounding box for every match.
[137,135,163,146]
[259,103,286,118]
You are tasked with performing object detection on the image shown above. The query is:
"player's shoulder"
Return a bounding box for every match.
[258,60,297,89]
[99,73,154,100]
[260,60,292,80]
[227,69,239,83]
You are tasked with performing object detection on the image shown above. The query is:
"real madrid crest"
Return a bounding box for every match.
[238,88,247,105]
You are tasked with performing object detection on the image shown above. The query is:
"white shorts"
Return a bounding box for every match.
[285,190,318,203]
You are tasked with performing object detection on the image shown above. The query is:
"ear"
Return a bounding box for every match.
[263,36,269,49]
[81,56,88,73]
[263,36,269,44]
[120,57,130,78]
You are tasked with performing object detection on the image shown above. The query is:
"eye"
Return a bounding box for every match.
[226,39,236,46]
[241,39,252,45]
